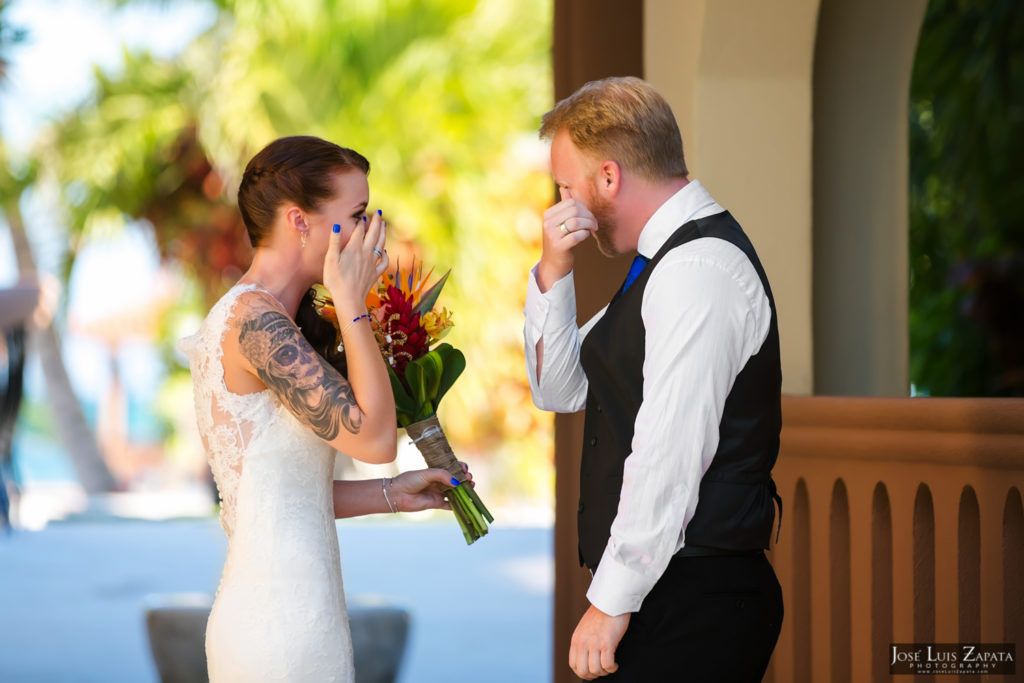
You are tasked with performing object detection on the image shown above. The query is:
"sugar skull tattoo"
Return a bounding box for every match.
[239,309,361,438]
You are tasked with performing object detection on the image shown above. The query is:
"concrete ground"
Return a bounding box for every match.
[0,516,553,682]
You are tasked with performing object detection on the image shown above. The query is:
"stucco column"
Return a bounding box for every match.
[646,0,820,395]
[812,0,927,396]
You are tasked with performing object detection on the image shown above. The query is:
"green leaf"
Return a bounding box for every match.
[388,364,418,424]
[434,343,466,407]
[421,350,444,399]
[404,351,443,420]
[403,362,427,419]
[412,269,450,318]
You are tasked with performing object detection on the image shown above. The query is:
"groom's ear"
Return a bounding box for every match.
[598,160,621,198]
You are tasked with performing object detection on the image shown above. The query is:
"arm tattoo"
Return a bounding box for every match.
[238,309,362,438]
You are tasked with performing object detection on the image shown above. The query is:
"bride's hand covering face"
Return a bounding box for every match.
[321,193,389,319]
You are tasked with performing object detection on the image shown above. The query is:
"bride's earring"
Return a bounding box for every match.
[297,215,309,248]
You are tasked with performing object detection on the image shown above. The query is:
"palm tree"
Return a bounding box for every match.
[1,144,117,493]
[41,49,252,310]
[1,2,116,494]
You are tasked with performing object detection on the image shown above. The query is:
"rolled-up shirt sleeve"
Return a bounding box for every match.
[523,264,602,413]
[586,243,770,616]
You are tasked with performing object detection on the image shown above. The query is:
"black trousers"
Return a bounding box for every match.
[603,552,783,682]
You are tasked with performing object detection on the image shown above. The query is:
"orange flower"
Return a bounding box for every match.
[367,257,435,311]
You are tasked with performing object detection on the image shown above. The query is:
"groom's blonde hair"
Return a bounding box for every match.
[539,76,688,181]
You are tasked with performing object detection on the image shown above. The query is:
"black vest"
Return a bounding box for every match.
[577,211,782,571]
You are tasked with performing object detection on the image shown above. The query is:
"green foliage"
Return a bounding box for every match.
[194,0,555,485]
[909,0,1024,396]
[42,50,196,226]
[197,0,551,263]
[390,342,466,427]
[38,44,255,307]
[433,342,465,406]
[0,140,36,210]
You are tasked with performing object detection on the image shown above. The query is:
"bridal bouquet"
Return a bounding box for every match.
[310,260,493,544]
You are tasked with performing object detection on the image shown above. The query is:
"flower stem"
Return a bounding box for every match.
[462,484,494,524]
[455,486,488,538]
[448,493,476,544]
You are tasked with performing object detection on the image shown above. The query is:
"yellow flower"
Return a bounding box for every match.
[422,307,453,341]
[310,283,338,324]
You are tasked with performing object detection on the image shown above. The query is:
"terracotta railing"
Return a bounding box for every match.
[766,396,1024,682]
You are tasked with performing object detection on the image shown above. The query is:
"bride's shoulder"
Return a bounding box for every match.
[218,287,294,392]
[179,284,266,357]
[214,287,292,352]
[215,284,281,325]
[190,285,287,353]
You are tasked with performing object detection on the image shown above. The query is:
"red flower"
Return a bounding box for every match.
[379,285,430,374]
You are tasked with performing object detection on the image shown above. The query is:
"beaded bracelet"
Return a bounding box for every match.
[336,313,372,352]
[381,477,397,513]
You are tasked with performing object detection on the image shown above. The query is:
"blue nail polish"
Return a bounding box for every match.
[450,477,460,486]
[362,216,367,222]
[332,223,340,233]
[377,209,382,216]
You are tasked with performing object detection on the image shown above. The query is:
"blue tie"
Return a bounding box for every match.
[621,254,650,293]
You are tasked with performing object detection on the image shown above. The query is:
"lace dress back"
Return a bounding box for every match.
[179,283,354,683]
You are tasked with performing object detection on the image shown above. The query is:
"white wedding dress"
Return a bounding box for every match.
[179,283,354,682]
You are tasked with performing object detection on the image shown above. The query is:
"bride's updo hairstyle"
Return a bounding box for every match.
[238,135,370,247]
[238,136,370,376]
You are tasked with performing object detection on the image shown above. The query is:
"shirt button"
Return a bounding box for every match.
[596,403,602,412]
[578,502,585,513]
[589,437,597,446]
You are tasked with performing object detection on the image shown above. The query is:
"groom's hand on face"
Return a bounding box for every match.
[537,187,598,293]
[569,604,630,680]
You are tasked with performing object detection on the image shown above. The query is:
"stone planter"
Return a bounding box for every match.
[349,602,411,683]
[144,594,410,683]
[143,594,211,683]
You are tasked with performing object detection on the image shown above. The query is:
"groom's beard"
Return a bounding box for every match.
[589,193,620,257]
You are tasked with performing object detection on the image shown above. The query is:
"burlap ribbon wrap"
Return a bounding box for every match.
[405,415,465,482]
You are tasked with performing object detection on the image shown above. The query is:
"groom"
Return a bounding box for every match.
[523,76,784,681]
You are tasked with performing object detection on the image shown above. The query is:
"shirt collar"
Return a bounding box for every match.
[636,179,723,259]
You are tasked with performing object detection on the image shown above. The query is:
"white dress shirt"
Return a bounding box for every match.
[523,180,772,616]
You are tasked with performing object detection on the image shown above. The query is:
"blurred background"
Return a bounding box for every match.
[1,0,555,681]
[2,0,1022,681]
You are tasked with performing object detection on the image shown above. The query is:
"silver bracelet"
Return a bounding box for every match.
[381,477,397,513]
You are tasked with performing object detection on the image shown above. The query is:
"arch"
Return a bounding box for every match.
[958,486,981,641]
[683,0,821,394]
[871,482,893,683]
[648,0,928,395]
[811,0,928,395]
[1005,488,1023,645]
[830,479,851,683]
[792,478,812,683]
[913,483,935,642]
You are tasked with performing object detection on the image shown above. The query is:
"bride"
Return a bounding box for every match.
[180,135,463,682]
